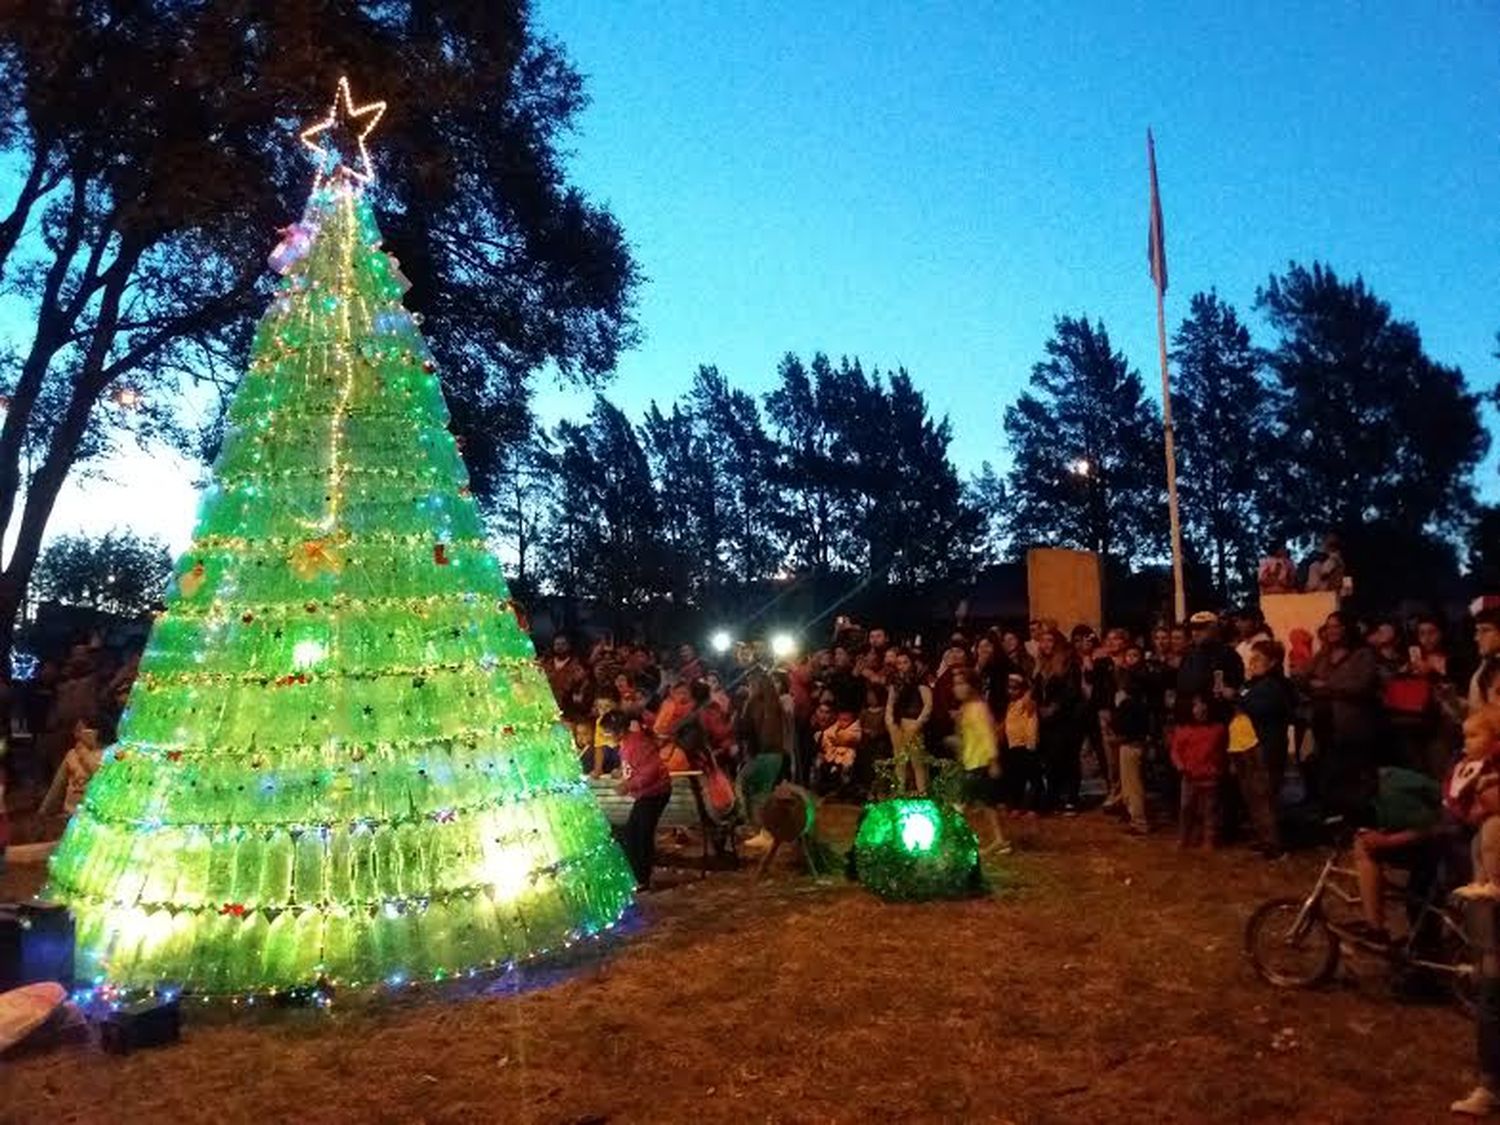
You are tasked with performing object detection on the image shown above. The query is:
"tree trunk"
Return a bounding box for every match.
[0,252,134,664]
[0,143,54,283]
[0,178,94,543]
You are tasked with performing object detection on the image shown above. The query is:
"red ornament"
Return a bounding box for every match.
[433,542,450,566]
[422,359,436,373]
[305,601,319,613]
[501,724,516,736]
[220,903,247,917]
[166,751,183,762]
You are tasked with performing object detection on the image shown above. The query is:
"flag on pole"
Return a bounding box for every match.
[1147,128,1167,294]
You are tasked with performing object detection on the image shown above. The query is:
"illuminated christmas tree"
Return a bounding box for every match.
[45,79,635,996]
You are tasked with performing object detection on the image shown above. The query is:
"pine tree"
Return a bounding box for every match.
[690,366,784,585]
[546,396,669,628]
[1003,316,1164,567]
[765,354,844,578]
[45,83,634,996]
[642,399,726,608]
[1256,262,1488,542]
[1170,291,1275,601]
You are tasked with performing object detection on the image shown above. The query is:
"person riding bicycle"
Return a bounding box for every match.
[1352,709,1500,945]
[1349,765,1450,946]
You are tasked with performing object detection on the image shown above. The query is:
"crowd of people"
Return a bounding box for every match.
[545,603,1500,886]
[0,641,138,822]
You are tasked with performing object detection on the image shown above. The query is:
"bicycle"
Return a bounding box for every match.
[1244,819,1477,1014]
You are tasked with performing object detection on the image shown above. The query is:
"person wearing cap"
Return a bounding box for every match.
[1176,611,1244,721]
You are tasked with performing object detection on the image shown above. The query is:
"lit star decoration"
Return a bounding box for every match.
[299,76,387,191]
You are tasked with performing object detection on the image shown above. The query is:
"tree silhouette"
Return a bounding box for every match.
[1171,291,1277,601]
[32,531,172,617]
[642,397,727,609]
[839,365,981,586]
[1256,263,1488,551]
[489,427,555,605]
[966,462,1010,564]
[0,2,639,659]
[765,354,844,578]
[542,397,667,631]
[690,366,785,587]
[1471,506,1500,590]
[1003,316,1164,567]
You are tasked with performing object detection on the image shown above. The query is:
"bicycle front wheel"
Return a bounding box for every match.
[1246,897,1340,988]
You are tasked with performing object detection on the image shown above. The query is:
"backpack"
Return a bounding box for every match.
[701,759,736,820]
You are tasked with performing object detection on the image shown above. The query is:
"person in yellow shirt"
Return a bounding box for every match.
[1002,673,1042,816]
[951,672,1010,855]
[584,688,623,777]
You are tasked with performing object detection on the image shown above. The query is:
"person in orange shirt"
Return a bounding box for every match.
[654,680,695,773]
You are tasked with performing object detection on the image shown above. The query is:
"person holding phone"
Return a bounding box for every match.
[1176,611,1244,723]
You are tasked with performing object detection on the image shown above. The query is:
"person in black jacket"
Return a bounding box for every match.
[1033,629,1083,813]
[1176,611,1244,721]
[1231,640,1293,856]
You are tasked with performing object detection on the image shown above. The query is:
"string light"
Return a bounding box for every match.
[299,76,387,191]
[43,79,636,999]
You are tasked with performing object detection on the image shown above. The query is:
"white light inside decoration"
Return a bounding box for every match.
[1070,458,1093,477]
[770,632,797,660]
[292,639,327,670]
[482,845,534,903]
[899,808,937,853]
[709,630,733,654]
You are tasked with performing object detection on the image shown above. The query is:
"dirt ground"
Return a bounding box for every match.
[0,806,1476,1124]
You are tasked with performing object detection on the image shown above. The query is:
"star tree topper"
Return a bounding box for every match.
[300,76,387,190]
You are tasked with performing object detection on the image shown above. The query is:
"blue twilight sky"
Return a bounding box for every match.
[29,1,1500,555]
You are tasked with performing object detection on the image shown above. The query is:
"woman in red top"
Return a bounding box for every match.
[616,716,673,890]
[1171,694,1228,849]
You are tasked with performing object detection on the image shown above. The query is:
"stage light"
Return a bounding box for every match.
[709,630,733,655]
[769,632,797,660]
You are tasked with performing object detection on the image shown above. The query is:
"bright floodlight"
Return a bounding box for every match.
[710,629,733,655]
[769,632,797,660]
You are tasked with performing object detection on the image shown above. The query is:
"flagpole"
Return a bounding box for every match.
[1147,128,1187,623]
[1155,279,1186,623]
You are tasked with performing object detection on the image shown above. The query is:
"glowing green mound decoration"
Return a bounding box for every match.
[851,798,982,901]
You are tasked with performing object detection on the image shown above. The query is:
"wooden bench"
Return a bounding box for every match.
[587,772,738,874]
